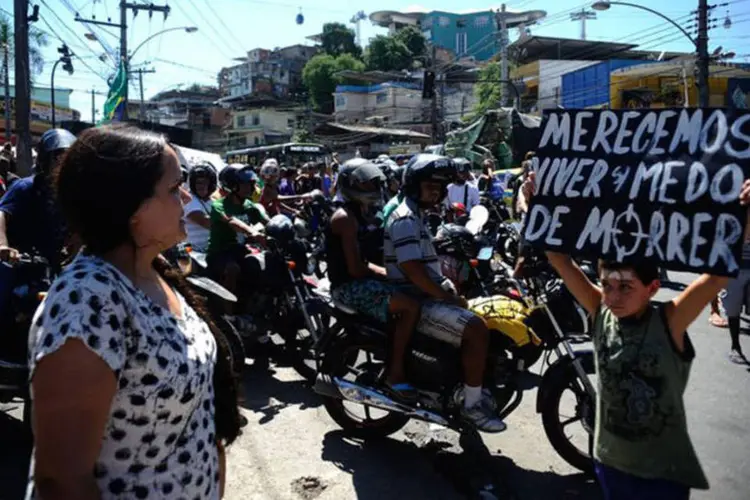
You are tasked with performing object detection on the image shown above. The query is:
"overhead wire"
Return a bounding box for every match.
[170,1,235,60]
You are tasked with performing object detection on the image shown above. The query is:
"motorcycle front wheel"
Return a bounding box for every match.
[214,315,247,376]
[539,352,596,474]
[320,336,409,439]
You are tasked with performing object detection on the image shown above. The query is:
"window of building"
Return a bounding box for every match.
[456,32,468,56]
[237,115,246,128]
[422,17,433,29]
[254,136,260,145]
[475,16,489,28]
[439,16,450,27]
[335,94,347,108]
[252,115,260,125]
[456,19,466,28]
[376,93,388,104]
[287,118,295,128]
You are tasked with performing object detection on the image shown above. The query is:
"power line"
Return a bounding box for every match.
[171,0,235,60]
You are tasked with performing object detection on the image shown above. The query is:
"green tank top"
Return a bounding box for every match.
[593,303,708,489]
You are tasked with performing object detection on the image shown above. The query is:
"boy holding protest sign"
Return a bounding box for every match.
[523,171,750,499]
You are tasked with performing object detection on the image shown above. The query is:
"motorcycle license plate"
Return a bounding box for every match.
[477,247,493,261]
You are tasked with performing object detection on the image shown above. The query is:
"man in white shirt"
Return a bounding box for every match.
[444,157,480,212]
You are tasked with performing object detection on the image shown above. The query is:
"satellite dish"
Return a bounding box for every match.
[296,8,304,25]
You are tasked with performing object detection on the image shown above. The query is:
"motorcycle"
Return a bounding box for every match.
[0,253,53,427]
[313,236,597,474]
[229,215,331,381]
[164,243,247,376]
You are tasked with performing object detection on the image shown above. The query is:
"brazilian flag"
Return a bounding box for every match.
[101,59,127,123]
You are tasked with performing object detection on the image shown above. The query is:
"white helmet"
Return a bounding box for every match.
[260,158,280,180]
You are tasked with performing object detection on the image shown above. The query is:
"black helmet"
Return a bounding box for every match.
[36,128,76,171]
[188,162,218,195]
[402,153,456,201]
[453,157,472,175]
[266,214,296,244]
[434,223,476,259]
[337,159,386,206]
[219,163,257,194]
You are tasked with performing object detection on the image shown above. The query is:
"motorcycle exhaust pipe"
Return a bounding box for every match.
[314,373,450,427]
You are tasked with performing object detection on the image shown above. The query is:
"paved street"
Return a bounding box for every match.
[2,271,749,500]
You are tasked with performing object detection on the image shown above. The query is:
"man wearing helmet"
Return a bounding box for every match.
[207,164,269,302]
[183,162,219,252]
[384,153,505,432]
[0,128,76,269]
[326,160,421,402]
[444,158,480,213]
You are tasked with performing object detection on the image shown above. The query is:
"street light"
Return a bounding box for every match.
[591,1,710,107]
[129,26,198,61]
[51,45,74,128]
[591,2,696,44]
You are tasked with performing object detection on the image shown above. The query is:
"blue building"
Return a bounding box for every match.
[370,9,546,62]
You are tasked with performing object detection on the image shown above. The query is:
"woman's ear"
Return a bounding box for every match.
[648,279,661,298]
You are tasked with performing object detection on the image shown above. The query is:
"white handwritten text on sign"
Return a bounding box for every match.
[523,108,750,276]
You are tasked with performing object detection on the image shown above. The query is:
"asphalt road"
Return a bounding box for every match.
[2,271,749,500]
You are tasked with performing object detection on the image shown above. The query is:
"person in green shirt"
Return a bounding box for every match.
[523,172,750,499]
[207,164,269,300]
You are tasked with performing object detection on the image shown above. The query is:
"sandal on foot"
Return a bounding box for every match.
[709,313,728,328]
[728,349,749,365]
[383,382,419,404]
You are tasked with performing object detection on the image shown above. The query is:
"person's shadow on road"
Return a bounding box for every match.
[321,429,601,500]
[0,408,32,499]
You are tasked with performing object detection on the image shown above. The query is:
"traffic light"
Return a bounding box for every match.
[58,44,74,75]
[423,70,436,99]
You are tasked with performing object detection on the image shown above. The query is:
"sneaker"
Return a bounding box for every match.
[461,398,507,433]
[728,349,749,365]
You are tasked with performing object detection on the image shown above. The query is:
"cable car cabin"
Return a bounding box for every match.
[225,143,330,168]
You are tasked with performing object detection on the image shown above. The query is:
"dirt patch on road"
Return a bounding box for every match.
[291,476,328,499]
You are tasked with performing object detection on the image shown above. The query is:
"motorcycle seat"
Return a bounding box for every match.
[331,298,357,316]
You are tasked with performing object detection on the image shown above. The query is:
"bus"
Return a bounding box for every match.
[225,143,330,167]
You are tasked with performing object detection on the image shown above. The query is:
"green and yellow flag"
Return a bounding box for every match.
[101,59,127,123]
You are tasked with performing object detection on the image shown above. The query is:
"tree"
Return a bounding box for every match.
[364,35,411,72]
[472,62,502,118]
[320,22,361,58]
[302,53,365,113]
[0,14,49,80]
[394,26,426,63]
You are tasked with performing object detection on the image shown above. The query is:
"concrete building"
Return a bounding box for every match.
[223,107,300,149]
[369,8,545,62]
[219,44,318,101]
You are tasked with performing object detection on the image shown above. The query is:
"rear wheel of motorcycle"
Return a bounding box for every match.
[285,310,330,382]
[540,354,596,475]
[321,336,409,439]
[215,316,246,376]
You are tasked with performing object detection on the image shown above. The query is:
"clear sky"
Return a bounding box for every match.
[2,0,748,120]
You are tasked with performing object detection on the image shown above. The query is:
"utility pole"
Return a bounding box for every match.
[76,2,170,120]
[570,8,596,41]
[429,44,438,142]
[3,42,10,143]
[91,88,96,123]
[14,0,32,175]
[696,0,710,108]
[496,4,510,107]
[134,68,156,121]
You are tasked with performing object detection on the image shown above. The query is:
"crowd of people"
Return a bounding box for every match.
[0,125,747,499]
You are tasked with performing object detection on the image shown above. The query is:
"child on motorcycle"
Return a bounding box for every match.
[326,160,421,403]
[522,172,750,499]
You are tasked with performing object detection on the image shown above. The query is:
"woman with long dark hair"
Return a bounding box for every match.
[26,125,241,499]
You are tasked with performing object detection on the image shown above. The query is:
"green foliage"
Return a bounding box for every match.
[320,22,361,58]
[364,35,411,72]
[364,27,427,72]
[302,53,365,113]
[0,14,49,80]
[394,26,426,62]
[473,62,502,117]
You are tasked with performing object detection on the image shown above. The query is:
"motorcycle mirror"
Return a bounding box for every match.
[465,205,489,235]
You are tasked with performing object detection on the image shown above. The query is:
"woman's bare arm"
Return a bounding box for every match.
[32,339,117,500]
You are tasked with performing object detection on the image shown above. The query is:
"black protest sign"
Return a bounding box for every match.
[523,108,750,276]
